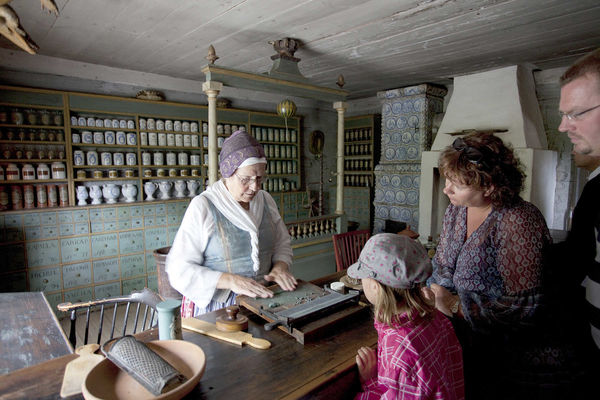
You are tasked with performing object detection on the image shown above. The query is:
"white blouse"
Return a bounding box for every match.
[166,180,293,308]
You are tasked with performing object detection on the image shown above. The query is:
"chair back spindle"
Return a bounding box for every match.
[332,229,371,271]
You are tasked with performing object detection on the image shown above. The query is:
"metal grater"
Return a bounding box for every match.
[102,335,186,395]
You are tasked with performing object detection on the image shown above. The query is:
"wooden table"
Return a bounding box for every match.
[0,273,377,399]
[0,292,72,375]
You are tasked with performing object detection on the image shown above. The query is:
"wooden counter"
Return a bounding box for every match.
[0,292,72,375]
[0,273,376,399]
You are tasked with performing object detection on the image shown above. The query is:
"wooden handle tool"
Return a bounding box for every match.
[60,343,104,398]
[182,317,271,350]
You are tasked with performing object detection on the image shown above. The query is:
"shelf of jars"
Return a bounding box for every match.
[0,105,69,211]
[250,124,300,194]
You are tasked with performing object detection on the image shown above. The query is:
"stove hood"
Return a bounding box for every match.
[418,65,557,238]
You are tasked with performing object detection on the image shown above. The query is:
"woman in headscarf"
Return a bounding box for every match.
[166,130,296,316]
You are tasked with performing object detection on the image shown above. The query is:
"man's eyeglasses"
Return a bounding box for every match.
[559,104,600,121]
[234,173,268,186]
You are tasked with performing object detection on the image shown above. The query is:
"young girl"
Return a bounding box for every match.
[348,233,464,400]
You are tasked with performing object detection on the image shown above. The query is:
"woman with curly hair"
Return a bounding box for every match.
[427,132,558,399]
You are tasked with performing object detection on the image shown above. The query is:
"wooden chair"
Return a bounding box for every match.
[332,229,371,271]
[57,288,163,348]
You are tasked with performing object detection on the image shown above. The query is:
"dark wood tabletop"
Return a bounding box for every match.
[0,272,377,400]
[0,292,73,375]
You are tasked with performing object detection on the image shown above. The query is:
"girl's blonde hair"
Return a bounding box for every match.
[373,282,434,327]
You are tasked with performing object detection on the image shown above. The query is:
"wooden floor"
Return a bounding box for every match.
[58,304,158,348]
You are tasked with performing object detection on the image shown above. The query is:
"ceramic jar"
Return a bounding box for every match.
[0,186,8,211]
[116,131,127,145]
[11,108,24,125]
[191,135,199,147]
[173,120,181,132]
[148,132,158,146]
[127,133,137,145]
[72,133,81,143]
[47,184,58,207]
[140,132,148,146]
[156,120,165,130]
[92,170,103,179]
[100,152,112,166]
[35,184,47,208]
[147,118,155,130]
[81,130,93,143]
[108,170,118,178]
[122,183,137,202]
[58,183,68,207]
[127,120,135,129]
[158,181,172,200]
[37,163,50,180]
[93,131,104,144]
[22,164,36,180]
[175,134,183,147]
[144,181,157,201]
[139,118,147,129]
[166,152,176,166]
[142,152,152,166]
[76,186,88,206]
[104,131,115,144]
[182,122,190,132]
[11,185,23,209]
[89,185,103,205]
[51,161,66,179]
[23,185,35,209]
[165,120,173,131]
[153,152,164,166]
[167,133,175,147]
[113,152,124,166]
[174,180,186,198]
[190,122,198,132]
[102,184,120,204]
[186,180,199,197]
[126,152,136,166]
[178,152,188,166]
[158,133,167,146]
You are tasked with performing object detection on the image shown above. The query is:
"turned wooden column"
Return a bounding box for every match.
[334,101,347,215]
[202,81,223,185]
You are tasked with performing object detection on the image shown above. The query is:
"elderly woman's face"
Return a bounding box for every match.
[443,175,490,208]
[225,163,267,204]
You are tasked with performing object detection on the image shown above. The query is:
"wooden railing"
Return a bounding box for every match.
[285,214,339,241]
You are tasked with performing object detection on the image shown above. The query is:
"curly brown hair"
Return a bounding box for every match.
[438,132,524,208]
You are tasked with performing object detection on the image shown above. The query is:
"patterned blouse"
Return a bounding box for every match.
[430,199,551,334]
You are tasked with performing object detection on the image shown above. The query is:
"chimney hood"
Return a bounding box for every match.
[419,65,557,239]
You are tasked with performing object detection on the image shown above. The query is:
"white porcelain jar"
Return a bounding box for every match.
[178,152,188,166]
[166,152,177,166]
[153,152,164,166]
[126,152,136,166]
[116,131,127,145]
[86,151,98,166]
[22,163,36,180]
[113,152,124,166]
[93,131,104,144]
[126,132,137,145]
[36,163,50,180]
[51,161,66,179]
[81,130,93,143]
[100,152,112,166]
[104,131,115,144]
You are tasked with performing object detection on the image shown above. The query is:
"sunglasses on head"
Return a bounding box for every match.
[452,138,490,169]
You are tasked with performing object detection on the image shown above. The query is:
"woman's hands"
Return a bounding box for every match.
[429,283,461,317]
[217,262,297,298]
[356,346,377,384]
[264,261,297,291]
[218,273,274,298]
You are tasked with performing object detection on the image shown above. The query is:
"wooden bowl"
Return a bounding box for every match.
[82,340,206,400]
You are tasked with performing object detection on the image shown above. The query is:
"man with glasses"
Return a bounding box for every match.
[167,130,297,316]
[555,48,600,389]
